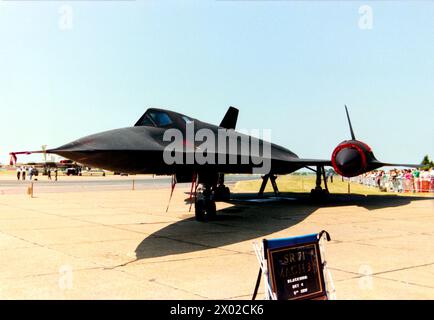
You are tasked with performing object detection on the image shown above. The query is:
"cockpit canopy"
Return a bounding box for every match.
[135,110,173,127]
[134,108,194,128]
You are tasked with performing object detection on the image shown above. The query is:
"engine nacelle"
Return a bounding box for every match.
[331,140,374,177]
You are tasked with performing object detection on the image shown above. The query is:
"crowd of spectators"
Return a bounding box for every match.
[352,168,434,193]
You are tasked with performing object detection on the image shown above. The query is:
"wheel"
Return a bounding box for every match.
[213,185,230,201]
[205,200,216,220]
[212,186,221,201]
[195,199,206,221]
[223,187,230,201]
[310,188,329,200]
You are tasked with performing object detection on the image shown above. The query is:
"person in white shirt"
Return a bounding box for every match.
[28,167,33,181]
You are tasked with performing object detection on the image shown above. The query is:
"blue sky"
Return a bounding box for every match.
[0,0,433,165]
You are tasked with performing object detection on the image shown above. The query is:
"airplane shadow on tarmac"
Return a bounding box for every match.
[135,192,433,260]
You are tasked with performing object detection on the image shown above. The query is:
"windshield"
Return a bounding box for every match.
[136,111,173,127]
[149,111,172,127]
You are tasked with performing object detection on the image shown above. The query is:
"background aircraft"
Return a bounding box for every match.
[10,156,83,176]
[10,106,419,221]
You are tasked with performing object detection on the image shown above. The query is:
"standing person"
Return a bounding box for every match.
[16,167,21,180]
[47,168,52,180]
[412,168,420,192]
[404,169,412,192]
[390,169,397,192]
[22,166,26,180]
[54,168,58,181]
[380,171,385,190]
[397,170,404,192]
[421,169,431,192]
[375,171,381,189]
[28,166,33,181]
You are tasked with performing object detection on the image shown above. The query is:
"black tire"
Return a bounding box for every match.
[195,199,206,222]
[224,187,230,201]
[213,187,221,201]
[206,200,216,220]
[214,186,230,201]
[310,188,329,200]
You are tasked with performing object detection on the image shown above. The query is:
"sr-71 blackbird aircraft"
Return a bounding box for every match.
[10,106,419,221]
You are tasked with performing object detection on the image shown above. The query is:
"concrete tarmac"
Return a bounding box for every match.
[0,176,433,299]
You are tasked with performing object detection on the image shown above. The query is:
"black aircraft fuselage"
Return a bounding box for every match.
[11,106,419,221]
[48,108,303,179]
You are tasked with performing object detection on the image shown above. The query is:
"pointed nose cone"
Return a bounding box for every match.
[47,127,161,170]
[47,130,117,167]
[51,129,116,152]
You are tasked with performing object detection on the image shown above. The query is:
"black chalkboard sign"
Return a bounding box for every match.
[266,241,327,300]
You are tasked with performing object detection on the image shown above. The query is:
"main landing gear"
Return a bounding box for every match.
[195,184,216,222]
[310,165,330,199]
[193,173,230,222]
[213,173,230,201]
